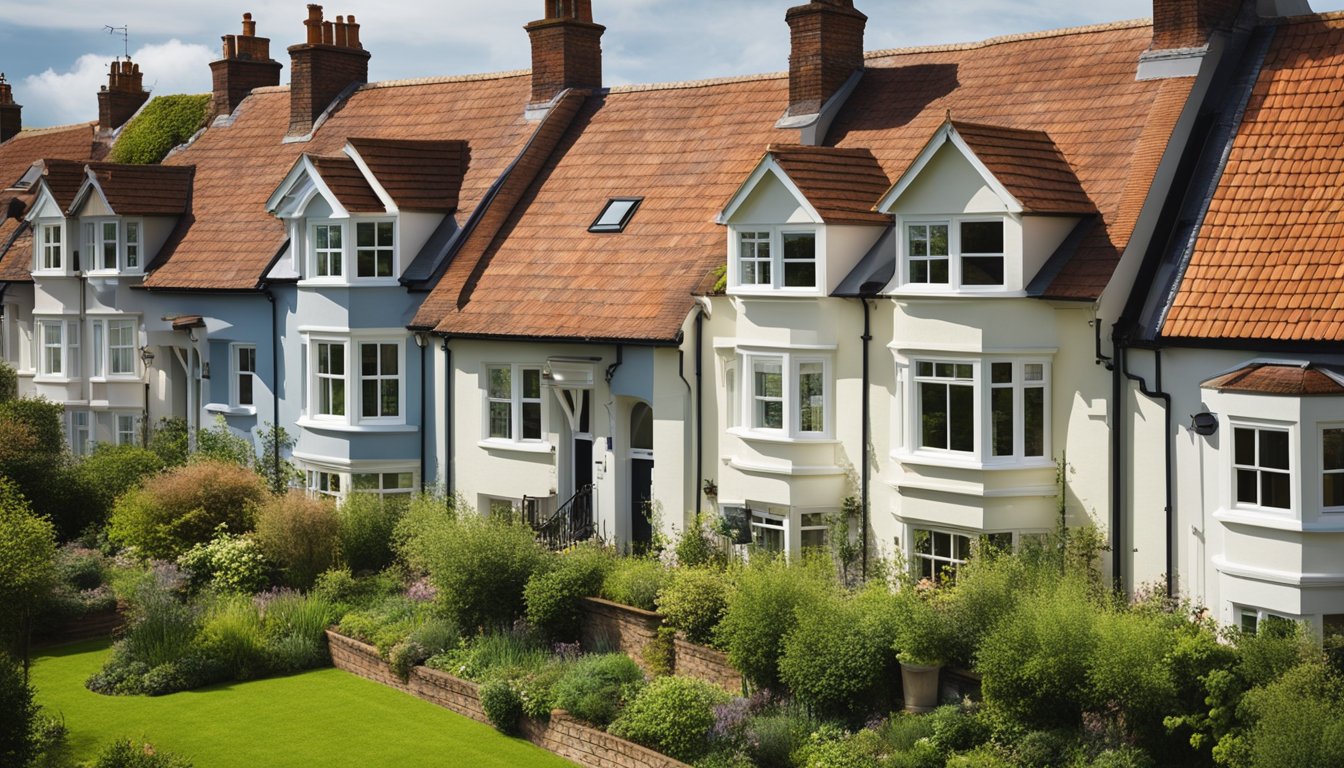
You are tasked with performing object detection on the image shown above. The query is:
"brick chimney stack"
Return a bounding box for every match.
[785,0,867,118]
[211,13,284,119]
[98,58,149,133]
[525,0,604,107]
[0,73,20,144]
[287,4,369,137]
[1151,0,1245,49]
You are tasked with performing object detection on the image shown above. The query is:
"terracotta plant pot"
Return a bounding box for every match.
[900,661,942,714]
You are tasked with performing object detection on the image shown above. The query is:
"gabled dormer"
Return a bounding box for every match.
[23,160,87,276]
[266,138,466,286]
[876,120,1095,296]
[68,163,194,277]
[718,144,889,297]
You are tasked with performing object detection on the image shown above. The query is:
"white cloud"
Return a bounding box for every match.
[21,39,213,127]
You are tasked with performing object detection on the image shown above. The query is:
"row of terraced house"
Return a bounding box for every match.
[2,0,1343,637]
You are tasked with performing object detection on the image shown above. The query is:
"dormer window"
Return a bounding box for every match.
[313,223,343,278]
[38,224,63,271]
[733,227,818,291]
[307,219,397,282]
[903,218,1005,288]
[82,219,145,274]
[356,221,394,278]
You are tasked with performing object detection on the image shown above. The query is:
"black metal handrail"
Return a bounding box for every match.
[527,484,595,550]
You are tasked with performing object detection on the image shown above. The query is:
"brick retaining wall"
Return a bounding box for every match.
[579,598,742,693]
[672,635,742,693]
[326,630,691,768]
[35,609,124,647]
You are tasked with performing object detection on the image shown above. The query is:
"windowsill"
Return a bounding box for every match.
[33,376,77,384]
[890,287,1027,298]
[84,271,143,279]
[726,455,846,476]
[297,278,401,289]
[727,427,838,445]
[1213,506,1303,532]
[296,417,417,433]
[477,439,554,455]
[891,450,1056,472]
[728,287,825,299]
[32,270,75,278]
[16,371,34,379]
[205,403,258,416]
[89,375,141,383]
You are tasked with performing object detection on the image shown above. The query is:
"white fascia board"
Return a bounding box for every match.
[343,142,398,214]
[717,156,824,226]
[265,155,350,219]
[876,121,1024,215]
[23,185,63,223]
[68,167,113,217]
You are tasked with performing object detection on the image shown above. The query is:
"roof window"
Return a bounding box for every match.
[589,197,642,233]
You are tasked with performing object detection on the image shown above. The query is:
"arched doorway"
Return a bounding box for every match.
[629,402,654,550]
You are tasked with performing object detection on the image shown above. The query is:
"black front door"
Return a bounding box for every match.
[631,457,653,550]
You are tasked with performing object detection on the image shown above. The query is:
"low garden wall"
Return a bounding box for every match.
[671,635,741,693]
[578,598,742,693]
[35,608,124,647]
[326,630,691,768]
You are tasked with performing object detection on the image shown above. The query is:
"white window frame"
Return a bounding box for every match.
[307,469,343,498]
[69,411,91,456]
[81,218,145,274]
[902,355,1052,467]
[1230,421,1295,514]
[306,218,399,284]
[233,344,257,408]
[910,527,972,583]
[900,216,1007,291]
[351,471,416,499]
[106,318,136,376]
[124,220,141,271]
[115,413,138,446]
[357,340,403,423]
[483,363,545,444]
[37,319,79,380]
[354,219,397,279]
[1235,605,1295,636]
[734,350,831,440]
[1323,425,1344,513]
[311,340,348,420]
[730,226,820,293]
[749,508,786,554]
[36,222,64,272]
[310,222,345,279]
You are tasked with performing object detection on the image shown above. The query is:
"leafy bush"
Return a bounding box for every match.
[0,359,15,403]
[336,596,429,656]
[108,93,211,164]
[0,654,37,768]
[791,725,884,768]
[430,630,550,682]
[656,567,729,646]
[976,575,1101,730]
[925,703,991,755]
[609,675,729,762]
[525,544,613,642]
[402,513,550,630]
[338,493,403,574]
[259,590,339,673]
[1087,609,1179,748]
[196,595,267,680]
[147,418,189,468]
[551,653,644,726]
[116,583,198,670]
[91,739,193,768]
[745,710,819,768]
[389,619,459,681]
[940,552,1041,669]
[602,557,671,612]
[0,480,57,664]
[779,586,898,719]
[177,529,270,593]
[108,460,267,559]
[481,679,524,734]
[893,587,957,667]
[254,491,339,588]
[674,514,729,569]
[194,415,257,468]
[73,444,165,529]
[715,557,832,690]
[1238,660,1344,768]
[0,398,80,536]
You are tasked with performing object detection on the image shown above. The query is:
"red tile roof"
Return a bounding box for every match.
[1163,13,1344,342]
[145,72,536,291]
[766,144,890,225]
[348,138,467,213]
[1202,363,1344,395]
[82,163,194,216]
[308,155,384,213]
[950,121,1096,215]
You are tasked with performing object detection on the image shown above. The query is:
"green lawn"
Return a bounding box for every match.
[32,641,576,767]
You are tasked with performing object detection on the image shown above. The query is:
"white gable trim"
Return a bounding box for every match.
[717,155,824,225]
[265,155,350,219]
[69,167,114,217]
[343,142,398,214]
[23,184,65,223]
[876,122,1024,215]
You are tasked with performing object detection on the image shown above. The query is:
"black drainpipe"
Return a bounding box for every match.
[419,334,427,492]
[265,289,280,485]
[857,282,883,577]
[1118,339,1174,598]
[441,336,452,504]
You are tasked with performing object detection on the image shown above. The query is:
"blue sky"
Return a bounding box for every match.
[2,0,1341,127]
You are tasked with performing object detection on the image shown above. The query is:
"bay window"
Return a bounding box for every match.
[308,220,398,281]
[735,350,830,439]
[315,341,346,417]
[81,219,144,272]
[355,221,395,278]
[1324,427,1344,511]
[38,224,63,271]
[485,364,543,442]
[313,224,343,278]
[1233,425,1292,510]
[353,472,415,499]
[359,342,400,420]
[733,227,819,291]
[906,357,1050,464]
[903,218,1005,289]
[91,318,137,377]
[38,319,79,378]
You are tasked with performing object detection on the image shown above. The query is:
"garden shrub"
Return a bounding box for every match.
[674,514,728,569]
[388,619,459,681]
[194,415,258,468]
[312,567,401,612]
[1009,728,1084,768]
[893,587,957,667]
[1087,747,1157,768]
[1238,660,1344,768]
[791,725,884,768]
[656,566,730,646]
[107,93,211,164]
[602,557,670,612]
[91,739,193,768]
[148,418,189,468]
[941,552,1038,669]
[108,460,267,560]
[0,654,37,768]
[117,584,199,670]
[551,652,644,726]
[610,675,729,762]
[336,596,429,655]
[944,746,1015,768]
[338,492,403,574]
[431,630,550,682]
[0,359,15,403]
[524,543,614,642]
[177,529,270,594]
[779,587,898,719]
[976,575,1101,730]
[1087,608,1179,748]
[745,710,819,768]
[259,591,339,672]
[402,513,549,630]
[254,491,340,588]
[518,660,572,719]
[925,703,991,755]
[480,679,524,734]
[642,625,676,677]
[0,481,57,666]
[715,556,832,690]
[74,444,165,529]
[196,595,267,680]
[0,398,81,537]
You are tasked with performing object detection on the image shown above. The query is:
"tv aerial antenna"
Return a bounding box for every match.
[104,25,130,59]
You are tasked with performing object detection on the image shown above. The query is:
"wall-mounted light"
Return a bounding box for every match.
[1190,412,1218,436]
[201,362,211,380]
[139,346,155,369]
[413,331,429,349]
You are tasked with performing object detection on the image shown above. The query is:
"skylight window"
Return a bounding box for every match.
[589,197,642,233]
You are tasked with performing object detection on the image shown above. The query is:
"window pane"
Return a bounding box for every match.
[960,221,1003,254]
[331,379,345,415]
[798,361,824,433]
[783,260,816,288]
[949,383,974,452]
[910,261,928,283]
[381,380,398,416]
[929,225,948,255]
[920,382,947,449]
[755,360,782,397]
[955,364,973,379]
[991,362,1012,384]
[782,233,816,288]
[1262,472,1291,509]
[239,374,254,406]
[357,223,374,247]
[522,369,541,399]
[1024,386,1045,457]
[930,258,949,283]
[1234,428,1256,466]
[962,256,1004,286]
[352,473,379,490]
[362,380,378,417]
[1324,474,1344,508]
[522,401,542,440]
[916,362,933,378]
[488,367,510,399]
[1260,430,1290,471]
[489,402,511,438]
[1325,429,1344,471]
[758,400,783,430]
[361,343,379,376]
[992,386,1014,457]
[1236,469,1259,505]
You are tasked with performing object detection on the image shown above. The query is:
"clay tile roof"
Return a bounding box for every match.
[82,163,194,216]
[0,218,30,282]
[766,144,890,224]
[1202,363,1344,396]
[347,138,467,213]
[950,121,1096,215]
[36,160,89,211]
[308,155,384,213]
[146,73,535,291]
[1162,13,1344,342]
